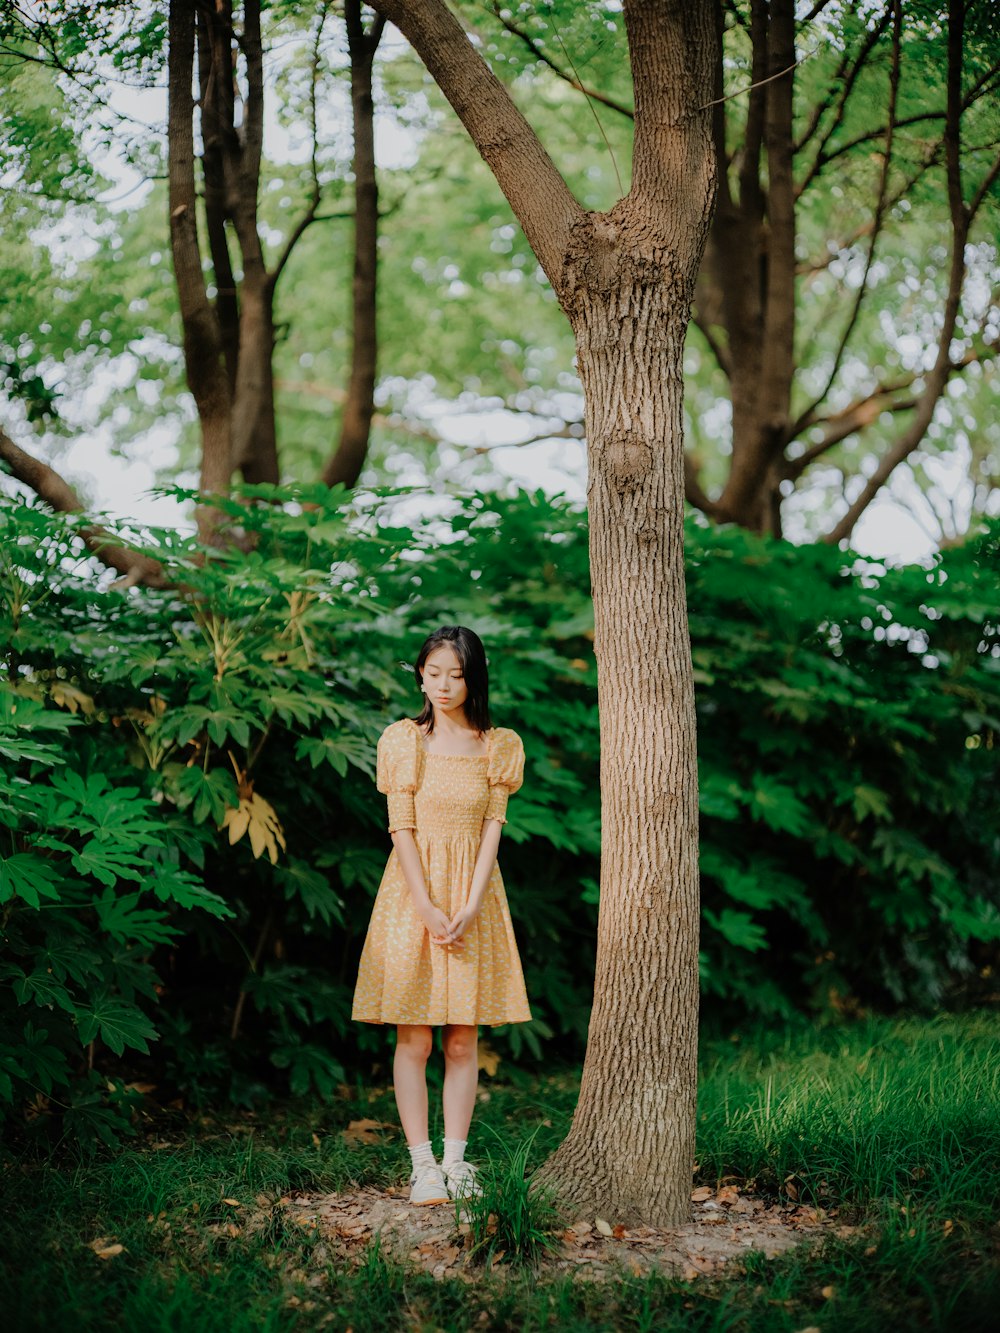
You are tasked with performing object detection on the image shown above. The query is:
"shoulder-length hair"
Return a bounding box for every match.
[412,625,491,736]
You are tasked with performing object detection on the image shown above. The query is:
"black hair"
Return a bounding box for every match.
[412,625,491,736]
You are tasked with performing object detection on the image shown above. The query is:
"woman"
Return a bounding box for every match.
[352,625,531,1205]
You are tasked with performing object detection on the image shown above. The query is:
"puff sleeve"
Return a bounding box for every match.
[484,727,525,825]
[375,720,419,834]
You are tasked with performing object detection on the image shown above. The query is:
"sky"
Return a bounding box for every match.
[15,14,991,569]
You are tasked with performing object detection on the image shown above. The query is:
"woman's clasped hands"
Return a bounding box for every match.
[417,896,479,947]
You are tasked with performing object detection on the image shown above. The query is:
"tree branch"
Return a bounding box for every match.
[790,0,902,436]
[822,0,972,544]
[795,5,893,195]
[369,0,583,298]
[270,2,331,286]
[0,427,169,588]
[488,4,634,119]
[625,0,717,215]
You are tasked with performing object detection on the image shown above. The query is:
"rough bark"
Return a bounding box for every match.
[321,0,385,488]
[372,0,716,1227]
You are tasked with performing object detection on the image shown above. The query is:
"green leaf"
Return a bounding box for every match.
[852,784,892,822]
[703,907,769,953]
[71,841,150,888]
[13,968,78,1015]
[276,860,344,925]
[270,1040,345,1099]
[0,853,62,907]
[21,1021,72,1093]
[93,888,182,946]
[146,867,234,919]
[74,991,159,1056]
[172,764,239,824]
[747,775,814,837]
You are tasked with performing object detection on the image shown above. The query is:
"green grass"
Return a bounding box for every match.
[2,1012,999,1331]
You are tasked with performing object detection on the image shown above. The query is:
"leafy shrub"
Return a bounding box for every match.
[0,482,996,1146]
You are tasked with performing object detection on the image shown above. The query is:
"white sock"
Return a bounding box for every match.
[408,1140,436,1171]
[442,1136,467,1170]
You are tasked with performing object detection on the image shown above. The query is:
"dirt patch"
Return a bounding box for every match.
[282,1183,862,1283]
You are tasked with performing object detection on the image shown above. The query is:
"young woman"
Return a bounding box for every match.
[351,625,531,1205]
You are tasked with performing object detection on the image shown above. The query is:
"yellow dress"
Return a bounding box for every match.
[351,717,532,1027]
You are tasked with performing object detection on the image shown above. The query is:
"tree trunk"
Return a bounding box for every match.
[322,0,383,488]
[369,0,716,1227]
[533,241,702,1225]
[167,0,232,516]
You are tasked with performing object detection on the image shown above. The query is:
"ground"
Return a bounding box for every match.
[277,1180,862,1284]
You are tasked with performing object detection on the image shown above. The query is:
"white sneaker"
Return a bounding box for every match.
[443,1160,483,1201]
[409,1161,449,1206]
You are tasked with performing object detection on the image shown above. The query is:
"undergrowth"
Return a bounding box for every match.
[2,1012,997,1332]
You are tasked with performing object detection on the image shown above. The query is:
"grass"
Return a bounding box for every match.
[2,1012,998,1331]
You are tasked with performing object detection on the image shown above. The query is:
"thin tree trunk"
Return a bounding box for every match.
[167,0,232,516]
[322,0,384,488]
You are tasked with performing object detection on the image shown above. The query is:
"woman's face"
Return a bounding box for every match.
[421,643,469,717]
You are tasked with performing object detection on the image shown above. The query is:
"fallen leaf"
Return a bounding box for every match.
[942,1219,954,1236]
[820,1285,836,1300]
[222,1198,242,1207]
[691,1187,713,1202]
[595,1217,613,1237]
[612,1224,627,1240]
[88,1239,124,1260]
[342,1118,395,1145]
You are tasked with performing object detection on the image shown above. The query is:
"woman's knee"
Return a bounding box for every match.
[442,1024,478,1063]
[396,1024,433,1062]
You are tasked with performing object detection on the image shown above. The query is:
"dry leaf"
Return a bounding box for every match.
[222,1198,242,1207]
[595,1217,613,1237]
[691,1187,713,1202]
[477,1041,501,1076]
[342,1118,394,1145]
[612,1224,627,1240]
[220,788,286,864]
[88,1238,124,1260]
[820,1285,836,1300]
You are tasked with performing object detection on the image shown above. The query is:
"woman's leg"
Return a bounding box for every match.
[394,1024,434,1145]
[441,1023,479,1143]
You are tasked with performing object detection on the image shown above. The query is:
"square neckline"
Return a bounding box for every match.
[408,717,492,760]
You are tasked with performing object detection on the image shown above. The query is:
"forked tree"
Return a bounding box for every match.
[371,0,717,1225]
